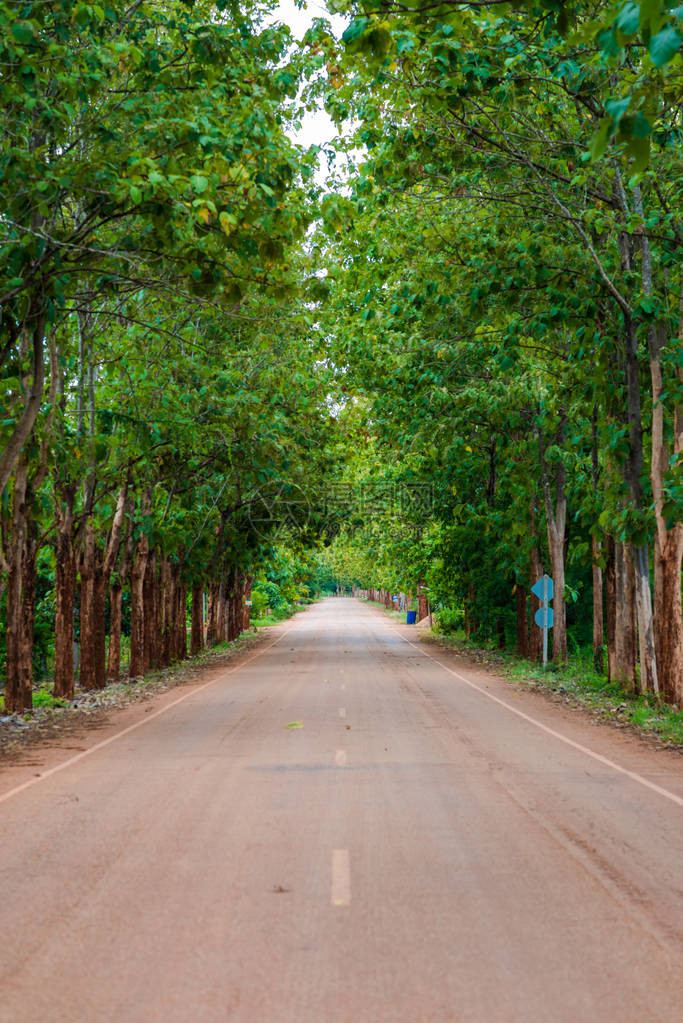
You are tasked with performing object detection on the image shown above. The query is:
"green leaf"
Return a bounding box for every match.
[590,117,612,160]
[639,0,662,31]
[649,25,682,66]
[606,96,631,124]
[285,720,303,729]
[10,22,35,44]
[190,174,209,193]
[342,18,369,45]
[627,135,651,171]
[616,2,639,35]
[74,5,92,26]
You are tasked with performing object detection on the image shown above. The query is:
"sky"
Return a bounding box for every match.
[269,0,349,153]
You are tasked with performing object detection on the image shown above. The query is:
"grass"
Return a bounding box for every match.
[504,652,683,747]
[362,598,411,623]
[370,602,683,749]
[32,689,68,709]
[251,602,309,628]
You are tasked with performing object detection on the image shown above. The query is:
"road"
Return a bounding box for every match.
[1,597,682,1022]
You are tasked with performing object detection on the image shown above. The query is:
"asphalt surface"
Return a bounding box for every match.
[1,598,682,1022]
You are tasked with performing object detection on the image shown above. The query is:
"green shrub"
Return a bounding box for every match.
[435,606,464,633]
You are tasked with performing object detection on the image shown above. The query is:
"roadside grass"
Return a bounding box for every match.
[504,651,683,747]
[362,598,408,623]
[251,602,308,628]
[369,601,683,749]
[1,603,310,717]
[32,689,68,709]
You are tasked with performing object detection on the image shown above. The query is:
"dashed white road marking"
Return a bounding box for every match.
[331,849,351,906]
[335,749,347,767]
[338,707,346,718]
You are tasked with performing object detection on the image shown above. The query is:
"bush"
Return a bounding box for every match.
[434,606,464,633]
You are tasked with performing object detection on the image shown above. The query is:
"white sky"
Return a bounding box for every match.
[270,1,349,155]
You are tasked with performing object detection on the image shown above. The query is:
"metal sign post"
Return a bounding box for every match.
[531,574,554,668]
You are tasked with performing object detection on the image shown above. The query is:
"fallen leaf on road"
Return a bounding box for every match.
[345,724,351,730]
[285,721,303,729]
[272,885,290,894]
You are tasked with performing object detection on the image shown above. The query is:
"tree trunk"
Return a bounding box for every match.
[54,494,76,699]
[592,534,605,675]
[5,461,32,713]
[654,529,683,705]
[623,313,658,693]
[108,521,133,682]
[161,557,173,664]
[93,545,106,689]
[547,529,567,663]
[649,312,683,703]
[129,529,149,679]
[175,574,187,659]
[79,518,97,690]
[19,509,38,710]
[191,585,204,655]
[243,576,253,631]
[605,536,617,683]
[417,581,428,623]
[143,550,155,672]
[206,581,218,647]
[612,541,638,690]
[539,423,567,663]
[108,583,123,682]
[464,584,474,639]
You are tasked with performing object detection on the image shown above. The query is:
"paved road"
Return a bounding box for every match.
[1,598,682,1022]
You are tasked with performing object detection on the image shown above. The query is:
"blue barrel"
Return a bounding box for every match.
[406,610,417,624]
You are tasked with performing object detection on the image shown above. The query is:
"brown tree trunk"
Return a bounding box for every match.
[612,541,638,691]
[190,585,204,655]
[92,545,106,690]
[6,460,38,713]
[216,579,226,642]
[539,421,568,663]
[129,526,149,679]
[79,518,97,690]
[107,519,133,682]
[605,536,617,684]
[161,557,173,665]
[592,534,605,675]
[54,494,76,699]
[108,583,123,682]
[206,581,218,647]
[175,575,187,659]
[4,469,26,714]
[143,550,156,672]
[464,584,474,639]
[516,584,529,658]
[649,312,683,703]
[243,576,253,631]
[417,581,428,623]
[19,511,37,710]
[654,529,683,705]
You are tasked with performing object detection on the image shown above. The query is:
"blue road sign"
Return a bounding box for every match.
[534,606,554,629]
[531,574,554,602]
